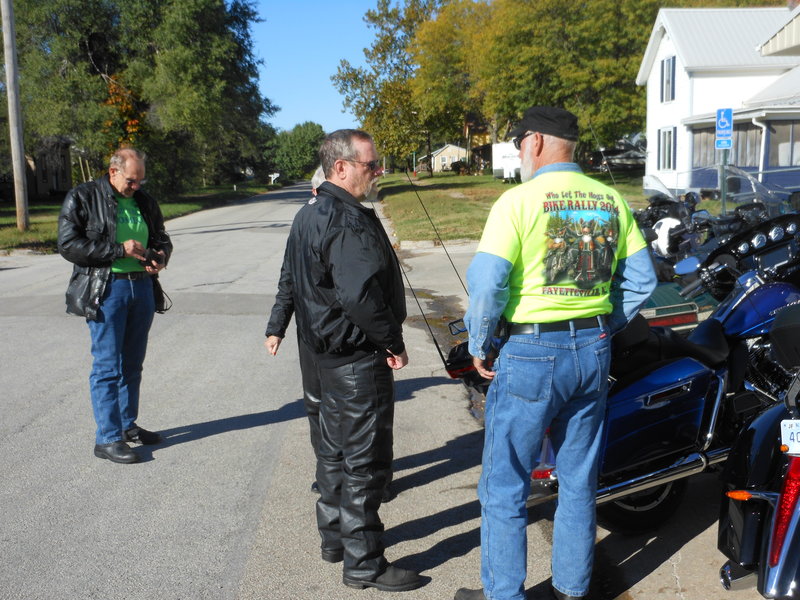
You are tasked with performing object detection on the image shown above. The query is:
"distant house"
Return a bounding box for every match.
[0,138,72,201]
[29,140,72,198]
[636,6,800,191]
[424,144,468,173]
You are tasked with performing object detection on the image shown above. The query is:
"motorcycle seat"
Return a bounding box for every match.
[610,316,729,387]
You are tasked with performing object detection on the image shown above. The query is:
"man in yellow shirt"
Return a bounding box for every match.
[456,106,656,600]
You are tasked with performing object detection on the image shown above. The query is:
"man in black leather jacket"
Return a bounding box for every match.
[280,130,425,592]
[57,148,172,464]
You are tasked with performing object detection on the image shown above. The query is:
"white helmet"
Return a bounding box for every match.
[651,217,682,258]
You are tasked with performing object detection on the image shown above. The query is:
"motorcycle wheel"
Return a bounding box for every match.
[597,480,687,535]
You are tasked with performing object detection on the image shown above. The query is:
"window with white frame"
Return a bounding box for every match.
[661,56,675,103]
[658,127,676,170]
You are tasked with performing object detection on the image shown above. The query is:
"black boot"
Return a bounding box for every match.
[343,564,427,592]
[454,588,485,600]
[94,441,139,464]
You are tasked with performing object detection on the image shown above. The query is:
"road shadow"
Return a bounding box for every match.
[387,500,481,573]
[522,473,724,600]
[137,398,306,456]
[391,428,483,494]
[394,375,462,402]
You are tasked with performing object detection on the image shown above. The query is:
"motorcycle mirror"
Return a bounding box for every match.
[675,256,701,276]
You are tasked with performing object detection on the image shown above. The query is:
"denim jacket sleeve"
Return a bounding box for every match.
[606,247,657,334]
[464,251,513,359]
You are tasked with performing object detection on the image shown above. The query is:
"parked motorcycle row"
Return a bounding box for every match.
[444,166,800,599]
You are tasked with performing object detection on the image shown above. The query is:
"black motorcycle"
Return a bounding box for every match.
[718,303,800,598]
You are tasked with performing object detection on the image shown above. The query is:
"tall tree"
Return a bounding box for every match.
[331,0,441,164]
[8,0,275,192]
[408,0,490,143]
[272,121,325,180]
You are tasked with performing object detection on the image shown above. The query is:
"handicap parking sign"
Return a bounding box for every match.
[716,108,732,150]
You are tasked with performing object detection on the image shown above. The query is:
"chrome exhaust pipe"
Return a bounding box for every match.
[720,560,756,591]
[527,447,729,508]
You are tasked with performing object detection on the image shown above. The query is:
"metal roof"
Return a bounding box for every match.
[637,8,800,84]
[759,5,800,56]
[745,64,800,106]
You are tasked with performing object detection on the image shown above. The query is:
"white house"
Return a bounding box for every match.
[636,7,800,192]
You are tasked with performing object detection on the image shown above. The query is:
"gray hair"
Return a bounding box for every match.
[311,165,325,189]
[109,148,146,171]
[541,134,576,159]
[319,129,373,177]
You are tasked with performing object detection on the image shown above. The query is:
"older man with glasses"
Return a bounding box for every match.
[57,147,172,464]
[455,106,656,600]
[275,129,426,592]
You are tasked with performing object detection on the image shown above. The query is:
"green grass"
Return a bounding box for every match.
[379,170,647,243]
[0,180,277,252]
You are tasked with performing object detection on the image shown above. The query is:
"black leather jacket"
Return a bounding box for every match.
[57,174,173,320]
[284,181,406,367]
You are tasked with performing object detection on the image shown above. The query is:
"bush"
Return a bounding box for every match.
[450,160,469,175]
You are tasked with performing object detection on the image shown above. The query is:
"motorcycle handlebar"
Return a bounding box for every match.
[679,276,704,298]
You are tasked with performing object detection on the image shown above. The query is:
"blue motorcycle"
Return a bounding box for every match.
[445,210,800,536]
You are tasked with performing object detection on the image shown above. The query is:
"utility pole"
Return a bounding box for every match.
[1,0,28,231]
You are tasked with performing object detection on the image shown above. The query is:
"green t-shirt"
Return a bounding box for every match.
[477,170,646,323]
[112,195,149,273]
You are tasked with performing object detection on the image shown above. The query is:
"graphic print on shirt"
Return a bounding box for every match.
[543,205,620,289]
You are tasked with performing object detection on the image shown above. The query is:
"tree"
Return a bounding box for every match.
[272,121,325,181]
[408,0,490,141]
[331,0,442,165]
[7,0,275,193]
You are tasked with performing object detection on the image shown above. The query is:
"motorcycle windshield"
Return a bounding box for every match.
[643,174,679,203]
[672,166,791,217]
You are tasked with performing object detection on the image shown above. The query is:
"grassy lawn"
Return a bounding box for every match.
[379,170,648,243]
[0,180,277,252]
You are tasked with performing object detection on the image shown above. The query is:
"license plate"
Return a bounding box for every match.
[781,420,800,455]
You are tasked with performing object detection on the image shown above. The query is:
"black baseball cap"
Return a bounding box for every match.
[508,106,579,141]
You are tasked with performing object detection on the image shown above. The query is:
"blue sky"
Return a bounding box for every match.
[252,1,378,133]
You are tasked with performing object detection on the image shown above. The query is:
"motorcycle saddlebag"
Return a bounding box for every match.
[601,357,715,475]
[770,303,800,370]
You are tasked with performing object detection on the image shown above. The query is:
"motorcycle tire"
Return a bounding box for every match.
[596,480,687,535]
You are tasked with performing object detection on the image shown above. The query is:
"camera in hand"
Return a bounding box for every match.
[139,247,164,267]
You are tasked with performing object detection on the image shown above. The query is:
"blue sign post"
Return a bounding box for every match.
[716,108,733,214]
[715,108,733,150]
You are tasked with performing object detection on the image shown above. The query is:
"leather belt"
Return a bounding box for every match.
[113,271,150,280]
[509,315,606,334]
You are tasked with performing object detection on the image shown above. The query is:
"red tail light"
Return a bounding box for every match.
[446,365,475,379]
[532,467,554,480]
[769,456,800,567]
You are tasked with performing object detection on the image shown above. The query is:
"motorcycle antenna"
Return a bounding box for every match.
[370,187,453,369]
[574,97,618,187]
[398,258,450,367]
[402,169,469,296]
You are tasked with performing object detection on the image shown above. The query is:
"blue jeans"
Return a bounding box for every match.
[87,275,155,444]
[479,323,611,600]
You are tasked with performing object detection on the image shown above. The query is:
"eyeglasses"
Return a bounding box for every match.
[125,178,147,186]
[513,131,535,150]
[346,159,381,171]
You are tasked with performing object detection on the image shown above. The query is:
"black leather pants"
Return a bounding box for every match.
[316,351,394,579]
[298,339,322,457]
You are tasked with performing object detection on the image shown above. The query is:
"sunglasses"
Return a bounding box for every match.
[513,131,535,150]
[347,159,381,171]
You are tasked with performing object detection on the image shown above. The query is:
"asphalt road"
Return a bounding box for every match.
[0,182,759,599]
